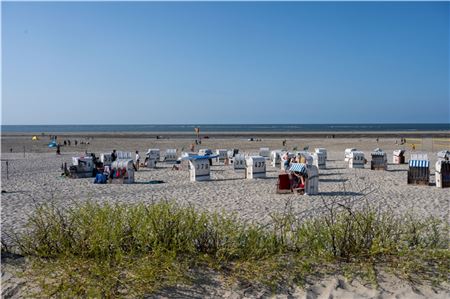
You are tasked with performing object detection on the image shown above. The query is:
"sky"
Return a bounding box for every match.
[2,1,449,125]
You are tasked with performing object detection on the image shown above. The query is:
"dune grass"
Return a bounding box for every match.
[5,200,450,297]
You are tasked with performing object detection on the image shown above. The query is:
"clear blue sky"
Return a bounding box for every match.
[2,2,449,125]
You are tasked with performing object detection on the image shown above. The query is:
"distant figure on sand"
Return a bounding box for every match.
[282,139,286,147]
[56,144,61,155]
[190,143,195,152]
[135,151,140,170]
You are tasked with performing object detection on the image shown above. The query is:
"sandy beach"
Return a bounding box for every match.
[1,133,449,298]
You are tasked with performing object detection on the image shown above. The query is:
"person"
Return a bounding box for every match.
[63,140,67,146]
[135,151,140,170]
[111,149,117,162]
[291,170,306,190]
[56,144,61,155]
[282,139,286,147]
[68,140,71,146]
[282,152,290,171]
[75,140,78,146]
[190,143,195,152]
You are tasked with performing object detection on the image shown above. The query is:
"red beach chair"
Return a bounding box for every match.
[276,173,291,194]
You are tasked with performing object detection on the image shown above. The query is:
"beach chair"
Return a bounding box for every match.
[146,149,160,161]
[313,152,326,169]
[111,159,135,184]
[276,173,292,194]
[216,149,228,164]
[370,149,387,170]
[164,149,177,162]
[70,156,95,178]
[435,159,450,188]
[345,148,357,162]
[233,154,246,170]
[407,159,429,186]
[348,151,365,169]
[393,150,406,164]
[437,150,450,160]
[271,150,283,167]
[259,148,270,158]
[315,148,327,161]
[305,165,319,195]
[245,156,266,179]
[189,157,210,182]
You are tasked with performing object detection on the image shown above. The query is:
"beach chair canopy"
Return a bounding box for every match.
[437,150,450,159]
[409,160,429,168]
[181,154,219,161]
[371,150,386,156]
[393,149,405,156]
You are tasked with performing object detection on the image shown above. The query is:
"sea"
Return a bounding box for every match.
[1,124,449,133]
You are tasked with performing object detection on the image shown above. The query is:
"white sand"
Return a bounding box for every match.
[1,136,449,298]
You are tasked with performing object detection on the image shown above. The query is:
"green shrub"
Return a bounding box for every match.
[7,200,449,297]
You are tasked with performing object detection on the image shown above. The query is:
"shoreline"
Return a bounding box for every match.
[2,130,450,139]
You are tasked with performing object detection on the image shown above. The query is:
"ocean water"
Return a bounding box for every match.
[1,124,449,133]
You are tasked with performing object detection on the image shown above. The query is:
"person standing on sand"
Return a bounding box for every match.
[135,151,140,171]
[111,149,117,162]
[56,144,61,155]
[282,152,290,171]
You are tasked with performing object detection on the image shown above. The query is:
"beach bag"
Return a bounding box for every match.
[94,173,107,184]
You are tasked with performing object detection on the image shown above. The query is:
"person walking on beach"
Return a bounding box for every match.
[56,144,61,155]
[135,151,140,171]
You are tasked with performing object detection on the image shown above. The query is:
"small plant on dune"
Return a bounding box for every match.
[4,194,449,297]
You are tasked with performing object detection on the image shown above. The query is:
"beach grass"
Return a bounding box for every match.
[5,200,450,297]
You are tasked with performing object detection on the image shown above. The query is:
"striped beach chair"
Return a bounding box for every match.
[407,159,429,185]
[370,149,387,170]
[435,159,450,188]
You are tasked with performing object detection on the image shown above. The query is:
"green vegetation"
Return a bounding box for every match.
[5,200,450,297]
